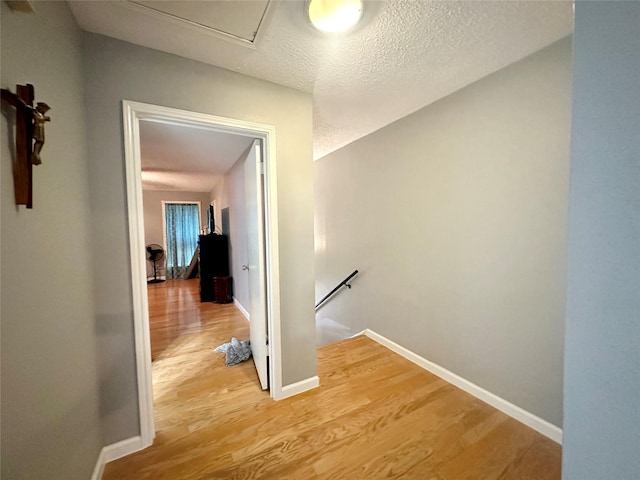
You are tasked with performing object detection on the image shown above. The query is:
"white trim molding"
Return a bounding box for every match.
[274,376,320,400]
[90,448,106,480]
[103,436,145,463]
[122,101,156,448]
[122,101,284,446]
[233,297,250,321]
[362,329,563,444]
[91,436,145,480]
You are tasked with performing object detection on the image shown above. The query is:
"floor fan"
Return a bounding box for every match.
[146,244,166,284]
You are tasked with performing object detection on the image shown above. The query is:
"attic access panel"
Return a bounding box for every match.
[130,0,271,44]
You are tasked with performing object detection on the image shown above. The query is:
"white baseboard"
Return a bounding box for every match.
[104,435,145,463]
[90,447,106,480]
[233,297,250,321]
[362,329,563,444]
[90,436,145,480]
[274,375,320,400]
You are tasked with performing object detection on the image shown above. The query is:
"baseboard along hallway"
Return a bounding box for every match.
[102,279,560,479]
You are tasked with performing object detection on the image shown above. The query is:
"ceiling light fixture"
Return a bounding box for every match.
[307,0,363,34]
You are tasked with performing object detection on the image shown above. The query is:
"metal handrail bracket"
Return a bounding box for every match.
[315,269,359,311]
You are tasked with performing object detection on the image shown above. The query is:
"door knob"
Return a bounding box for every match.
[242,264,249,271]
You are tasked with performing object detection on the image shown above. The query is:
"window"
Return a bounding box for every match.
[163,202,200,279]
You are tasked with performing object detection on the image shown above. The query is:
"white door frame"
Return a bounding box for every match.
[122,100,282,448]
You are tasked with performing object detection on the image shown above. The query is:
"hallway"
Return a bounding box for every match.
[103,279,560,479]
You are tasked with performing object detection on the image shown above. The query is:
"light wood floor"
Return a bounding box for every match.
[103,278,561,479]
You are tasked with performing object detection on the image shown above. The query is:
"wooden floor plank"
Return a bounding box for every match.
[102,278,561,480]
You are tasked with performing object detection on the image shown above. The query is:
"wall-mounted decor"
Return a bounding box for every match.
[1,83,51,208]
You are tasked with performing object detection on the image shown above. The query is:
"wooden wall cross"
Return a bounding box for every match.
[1,83,50,209]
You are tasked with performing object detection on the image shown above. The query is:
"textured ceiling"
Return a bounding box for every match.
[70,0,573,165]
[139,121,254,192]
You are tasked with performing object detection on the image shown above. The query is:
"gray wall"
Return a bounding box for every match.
[1,2,103,478]
[211,148,252,313]
[315,38,572,427]
[562,2,640,479]
[82,33,316,444]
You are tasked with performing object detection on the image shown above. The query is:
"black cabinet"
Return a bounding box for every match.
[214,276,233,304]
[199,234,229,302]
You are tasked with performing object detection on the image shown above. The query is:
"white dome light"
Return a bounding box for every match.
[308,0,364,34]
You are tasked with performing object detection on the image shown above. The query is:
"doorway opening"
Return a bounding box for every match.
[122,100,283,449]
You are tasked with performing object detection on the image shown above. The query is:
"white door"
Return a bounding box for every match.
[245,139,269,390]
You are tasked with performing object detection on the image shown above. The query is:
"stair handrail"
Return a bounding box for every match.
[315,269,359,311]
